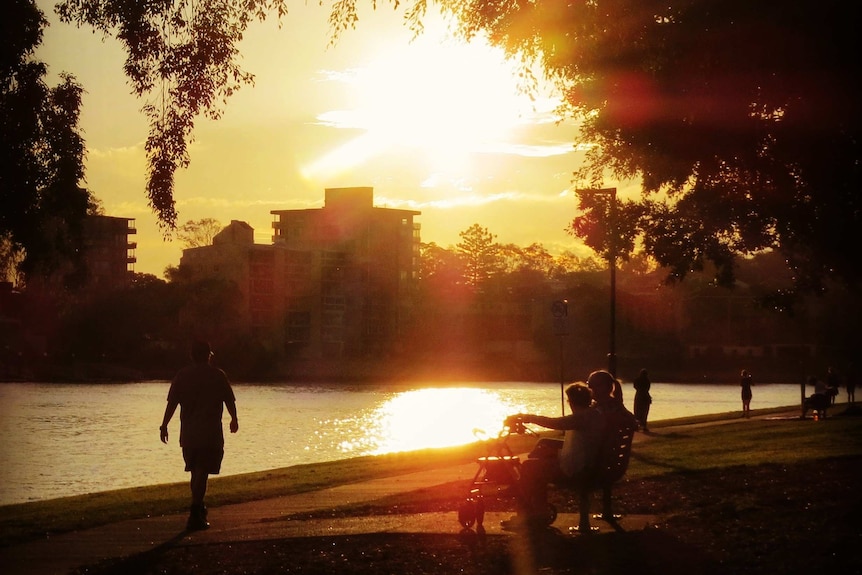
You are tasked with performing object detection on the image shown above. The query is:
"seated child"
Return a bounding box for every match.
[505,382,606,528]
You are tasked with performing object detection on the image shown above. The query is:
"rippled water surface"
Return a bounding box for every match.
[0,380,803,505]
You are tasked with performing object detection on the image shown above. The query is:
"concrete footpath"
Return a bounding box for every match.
[2,412,799,575]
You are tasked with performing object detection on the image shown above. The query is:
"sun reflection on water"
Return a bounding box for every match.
[353,387,528,455]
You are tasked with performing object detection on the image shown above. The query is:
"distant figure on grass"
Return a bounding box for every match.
[503,382,606,531]
[740,369,753,418]
[826,367,841,405]
[846,364,857,404]
[803,376,831,420]
[632,368,652,432]
[161,341,239,531]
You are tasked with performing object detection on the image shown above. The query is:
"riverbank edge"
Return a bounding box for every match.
[0,403,833,547]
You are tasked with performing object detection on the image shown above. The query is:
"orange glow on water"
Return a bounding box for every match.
[361,388,528,454]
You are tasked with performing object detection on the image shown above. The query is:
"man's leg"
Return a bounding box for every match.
[190,467,208,506]
[187,467,210,530]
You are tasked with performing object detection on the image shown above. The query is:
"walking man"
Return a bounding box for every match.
[160,340,239,530]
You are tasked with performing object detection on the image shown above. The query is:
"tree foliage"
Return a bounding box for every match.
[1,0,94,284]
[0,232,26,286]
[56,0,289,231]
[456,223,504,286]
[430,0,860,293]
[176,217,222,248]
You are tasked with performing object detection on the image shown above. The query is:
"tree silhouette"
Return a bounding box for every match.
[432,0,860,293]
[176,218,223,248]
[456,224,503,287]
[2,0,95,285]
[56,0,289,231]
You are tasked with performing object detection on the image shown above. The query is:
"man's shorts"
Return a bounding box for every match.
[182,446,225,474]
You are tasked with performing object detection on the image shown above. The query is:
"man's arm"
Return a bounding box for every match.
[160,400,178,443]
[226,400,239,434]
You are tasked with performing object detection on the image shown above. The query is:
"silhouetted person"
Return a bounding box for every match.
[161,341,239,531]
[632,368,652,432]
[587,370,637,521]
[846,364,857,404]
[740,369,753,418]
[503,382,605,531]
[804,375,830,420]
[826,367,840,405]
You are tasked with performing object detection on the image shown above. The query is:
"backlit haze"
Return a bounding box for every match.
[36,1,631,277]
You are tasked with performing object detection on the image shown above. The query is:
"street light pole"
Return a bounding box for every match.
[608,187,617,378]
[577,187,617,377]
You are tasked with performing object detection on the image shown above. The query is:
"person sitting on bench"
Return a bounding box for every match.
[504,382,606,529]
[587,370,638,521]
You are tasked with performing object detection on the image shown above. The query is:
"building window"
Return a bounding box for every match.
[286,312,311,344]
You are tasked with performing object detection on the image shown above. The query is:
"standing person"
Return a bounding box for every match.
[632,368,652,432]
[846,364,857,404]
[826,367,840,405]
[160,341,239,531]
[503,382,606,531]
[740,369,753,418]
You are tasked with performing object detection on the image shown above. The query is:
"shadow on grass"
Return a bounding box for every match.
[71,529,719,575]
[71,530,186,575]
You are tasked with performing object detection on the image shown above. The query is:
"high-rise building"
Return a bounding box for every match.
[180,187,421,364]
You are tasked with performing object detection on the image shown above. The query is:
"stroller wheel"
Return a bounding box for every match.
[458,499,477,528]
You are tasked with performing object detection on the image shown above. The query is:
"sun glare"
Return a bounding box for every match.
[303,28,539,180]
[364,388,526,454]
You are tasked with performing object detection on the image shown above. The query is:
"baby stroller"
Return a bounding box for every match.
[803,392,830,420]
[457,421,534,534]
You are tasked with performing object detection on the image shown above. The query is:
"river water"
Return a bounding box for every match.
[0,380,803,505]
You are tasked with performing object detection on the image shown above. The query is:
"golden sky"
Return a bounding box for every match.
[36,1,631,277]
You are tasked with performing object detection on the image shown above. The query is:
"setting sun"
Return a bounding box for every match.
[302,29,541,180]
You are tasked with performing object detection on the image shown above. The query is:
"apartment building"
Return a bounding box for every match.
[81,215,137,290]
[180,187,421,363]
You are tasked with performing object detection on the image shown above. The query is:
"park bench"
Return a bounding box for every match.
[563,407,636,532]
[456,407,636,534]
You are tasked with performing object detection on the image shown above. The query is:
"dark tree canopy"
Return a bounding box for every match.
[435,0,861,293]
[52,0,861,294]
[1,0,93,284]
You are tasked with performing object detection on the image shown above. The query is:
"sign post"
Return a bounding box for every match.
[552,299,569,416]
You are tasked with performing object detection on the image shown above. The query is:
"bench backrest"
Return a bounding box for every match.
[595,404,637,486]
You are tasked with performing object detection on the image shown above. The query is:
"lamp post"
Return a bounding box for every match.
[577,187,618,377]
